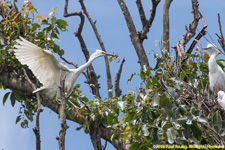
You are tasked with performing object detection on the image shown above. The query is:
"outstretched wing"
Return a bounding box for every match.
[14,36,69,88]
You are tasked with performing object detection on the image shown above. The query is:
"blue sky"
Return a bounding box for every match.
[1,0,225,149]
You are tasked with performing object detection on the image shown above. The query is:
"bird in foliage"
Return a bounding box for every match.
[14,36,114,96]
[217,90,225,110]
[203,43,225,94]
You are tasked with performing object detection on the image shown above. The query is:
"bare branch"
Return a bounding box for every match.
[163,0,173,52]
[22,68,43,150]
[79,0,113,99]
[217,13,225,51]
[139,0,161,43]
[89,120,102,150]
[117,0,150,67]
[58,71,69,150]
[175,0,200,76]
[136,0,147,27]
[115,58,125,97]
[183,25,207,64]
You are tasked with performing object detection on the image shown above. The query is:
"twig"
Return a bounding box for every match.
[117,0,150,67]
[182,25,207,64]
[175,0,200,76]
[58,71,69,150]
[115,58,125,97]
[79,0,113,99]
[22,68,42,150]
[139,0,161,43]
[217,13,225,52]
[136,0,147,27]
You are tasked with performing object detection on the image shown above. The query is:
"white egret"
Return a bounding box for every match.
[14,36,114,96]
[203,43,225,94]
[217,90,225,110]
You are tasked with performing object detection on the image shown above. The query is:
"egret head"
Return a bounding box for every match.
[218,90,225,100]
[89,49,114,60]
[203,43,218,54]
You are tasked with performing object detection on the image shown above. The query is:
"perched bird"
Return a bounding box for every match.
[217,90,225,110]
[203,43,225,94]
[14,36,114,96]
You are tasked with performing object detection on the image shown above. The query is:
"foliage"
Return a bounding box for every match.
[0,3,68,128]
[75,46,225,149]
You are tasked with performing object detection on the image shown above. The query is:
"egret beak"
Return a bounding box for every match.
[202,47,209,50]
[106,53,115,57]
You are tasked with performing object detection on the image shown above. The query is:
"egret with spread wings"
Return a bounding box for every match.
[14,36,114,96]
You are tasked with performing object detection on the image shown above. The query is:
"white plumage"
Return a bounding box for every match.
[14,36,113,95]
[217,90,225,110]
[203,43,225,94]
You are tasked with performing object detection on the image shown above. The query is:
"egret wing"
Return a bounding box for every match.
[14,36,69,88]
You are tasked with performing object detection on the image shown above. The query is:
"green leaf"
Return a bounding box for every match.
[3,92,11,105]
[107,112,114,125]
[212,110,222,132]
[159,94,172,120]
[10,91,16,107]
[139,144,149,150]
[116,101,125,111]
[166,127,176,144]
[152,92,159,107]
[16,115,21,124]
[56,19,68,26]
[129,142,141,150]
[142,124,150,136]
[191,121,202,141]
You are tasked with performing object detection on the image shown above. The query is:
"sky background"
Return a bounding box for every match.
[1,0,225,150]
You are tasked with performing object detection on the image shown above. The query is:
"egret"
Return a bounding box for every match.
[14,36,114,96]
[217,90,225,110]
[203,43,225,94]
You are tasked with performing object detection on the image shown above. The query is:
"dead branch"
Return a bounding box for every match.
[58,71,69,150]
[182,25,207,64]
[115,58,126,97]
[175,0,200,76]
[63,0,101,97]
[163,0,173,52]
[136,0,147,27]
[22,68,43,150]
[217,13,225,51]
[139,0,161,43]
[89,120,102,150]
[79,0,113,99]
[117,0,150,67]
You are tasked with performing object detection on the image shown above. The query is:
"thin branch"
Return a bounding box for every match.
[175,0,200,76]
[58,71,69,150]
[136,0,147,27]
[63,0,101,97]
[182,26,207,64]
[117,0,150,67]
[22,68,42,150]
[163,0,173,52]
[217,13,225,52]
[79,0,113,99]
[139,0,161,43]
[115,58,125,97]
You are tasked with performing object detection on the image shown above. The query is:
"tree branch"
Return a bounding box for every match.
[117,0,150,67]
[115,58,125,97]
[22,68,43,150]
[58,71,69,150]
[217,13,225,52]
[174,0,200,76]
[139,0,161,43]
[136,0,147,27]
[63,0,101,97]
[163,0,173,52]
[79,0,113,99]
